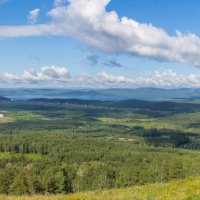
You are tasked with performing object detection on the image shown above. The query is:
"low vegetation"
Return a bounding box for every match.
[1,176,200,199]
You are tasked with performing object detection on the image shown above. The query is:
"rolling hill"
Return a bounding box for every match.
[28,98,200,112]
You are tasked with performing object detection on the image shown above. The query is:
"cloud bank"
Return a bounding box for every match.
[1,66,200,88]
[0,0,200,67]
[0,66,71,86]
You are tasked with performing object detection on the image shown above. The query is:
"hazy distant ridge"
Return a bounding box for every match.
[1,88,200,101]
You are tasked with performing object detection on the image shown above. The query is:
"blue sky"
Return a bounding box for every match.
[0,0,200,88]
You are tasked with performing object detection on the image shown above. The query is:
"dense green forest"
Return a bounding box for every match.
[1,98,200,195]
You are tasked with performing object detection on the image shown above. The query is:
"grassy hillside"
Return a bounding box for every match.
[1,176,200,200]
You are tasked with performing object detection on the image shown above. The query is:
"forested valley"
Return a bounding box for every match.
[1,99,200,195]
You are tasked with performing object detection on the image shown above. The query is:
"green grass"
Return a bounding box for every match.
[0,152,43,160]
[98,117,173,130]
[1,176,200,200]
[5,111,50,122]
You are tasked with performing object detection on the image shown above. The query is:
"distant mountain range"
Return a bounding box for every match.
[0,96,10,101]
[1,88,200,101]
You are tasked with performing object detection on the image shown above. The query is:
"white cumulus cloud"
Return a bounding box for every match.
[2,67,200,88]
[98,71,129,84]
[0,0,200,67]
[96,70,200,88]
[0,66,71,86]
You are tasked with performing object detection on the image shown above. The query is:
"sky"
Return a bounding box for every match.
[0,0,200,88]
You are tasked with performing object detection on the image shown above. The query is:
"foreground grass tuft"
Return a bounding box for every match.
[1,176,200,200]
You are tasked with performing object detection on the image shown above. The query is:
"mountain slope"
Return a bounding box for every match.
[0,96,10,101]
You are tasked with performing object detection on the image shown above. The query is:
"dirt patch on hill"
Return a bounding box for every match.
[0,114,4,122]
[118,137,135,142]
